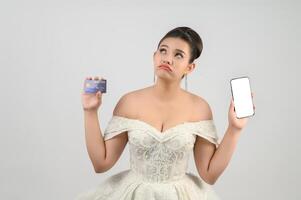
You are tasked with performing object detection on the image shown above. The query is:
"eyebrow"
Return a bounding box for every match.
[160,44,186,55]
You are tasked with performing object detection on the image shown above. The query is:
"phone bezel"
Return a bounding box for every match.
[230,76,255,119]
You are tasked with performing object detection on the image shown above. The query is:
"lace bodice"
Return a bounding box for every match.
[103,116,220,183]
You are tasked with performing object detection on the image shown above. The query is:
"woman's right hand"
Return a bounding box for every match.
[81,76,103,112]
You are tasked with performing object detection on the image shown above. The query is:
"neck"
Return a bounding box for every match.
[151,78,183,102]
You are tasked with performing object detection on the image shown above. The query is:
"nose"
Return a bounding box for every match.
[162,60,170,64]
[161,55,172,65]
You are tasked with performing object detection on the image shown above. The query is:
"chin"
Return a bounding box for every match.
[156,74,174,81]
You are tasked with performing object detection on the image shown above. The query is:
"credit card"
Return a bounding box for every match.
[84,79,106,93]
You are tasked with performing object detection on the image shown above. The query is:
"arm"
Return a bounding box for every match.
[83,94,132,173]
[193,99,242,185]
[194,126,241,185]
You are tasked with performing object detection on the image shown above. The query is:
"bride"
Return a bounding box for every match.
[78,26,255,200]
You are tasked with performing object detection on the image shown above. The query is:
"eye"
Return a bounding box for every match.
[175,53,183,58]
[159,48,166,53]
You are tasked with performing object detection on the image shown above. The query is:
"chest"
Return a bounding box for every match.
[135,100,196,133]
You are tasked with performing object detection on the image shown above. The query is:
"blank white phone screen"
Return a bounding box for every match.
[230,77,254,118]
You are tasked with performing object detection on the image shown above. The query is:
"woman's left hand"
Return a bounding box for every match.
[228,92,255,131]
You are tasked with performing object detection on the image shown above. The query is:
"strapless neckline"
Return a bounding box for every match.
[112,115,214,135]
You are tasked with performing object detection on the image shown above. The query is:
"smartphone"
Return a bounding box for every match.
[230,76,255,118]
[84,78,107,94]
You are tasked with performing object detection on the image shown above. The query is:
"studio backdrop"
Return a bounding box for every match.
[0,0,300,199]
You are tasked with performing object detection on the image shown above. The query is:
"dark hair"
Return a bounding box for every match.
[156,27,203,79]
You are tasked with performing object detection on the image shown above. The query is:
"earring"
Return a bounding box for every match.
[185,73,188,91]
[153,71,156,83]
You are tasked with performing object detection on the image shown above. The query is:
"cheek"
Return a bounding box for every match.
[175,65,187,73]
[154,54,160,61]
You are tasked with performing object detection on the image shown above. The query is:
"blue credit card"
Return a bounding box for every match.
[84,79,106,93]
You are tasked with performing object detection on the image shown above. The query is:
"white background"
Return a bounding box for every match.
[0,0,300,199]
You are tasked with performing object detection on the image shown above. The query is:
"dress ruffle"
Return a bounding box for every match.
[75,169,220,200]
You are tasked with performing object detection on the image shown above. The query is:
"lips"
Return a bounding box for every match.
[159,64,172,72]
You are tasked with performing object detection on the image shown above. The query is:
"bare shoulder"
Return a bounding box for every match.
[112,86,152,117]
[186,92,213,120]
[112,90,139,118]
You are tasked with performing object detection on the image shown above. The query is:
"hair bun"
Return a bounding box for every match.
[157,26,203,63]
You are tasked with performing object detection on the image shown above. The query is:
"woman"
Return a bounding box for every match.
[78,26,255,199]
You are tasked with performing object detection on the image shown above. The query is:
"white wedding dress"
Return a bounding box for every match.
[75,115,221,200]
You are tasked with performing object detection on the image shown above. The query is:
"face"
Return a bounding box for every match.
[153,37,195,81]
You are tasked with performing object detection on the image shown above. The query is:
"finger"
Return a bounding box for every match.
[231,98,236,112]
[230,98,235,108]
[94,76,100,80]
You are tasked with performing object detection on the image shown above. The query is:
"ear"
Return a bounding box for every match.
[186,63,196,73]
